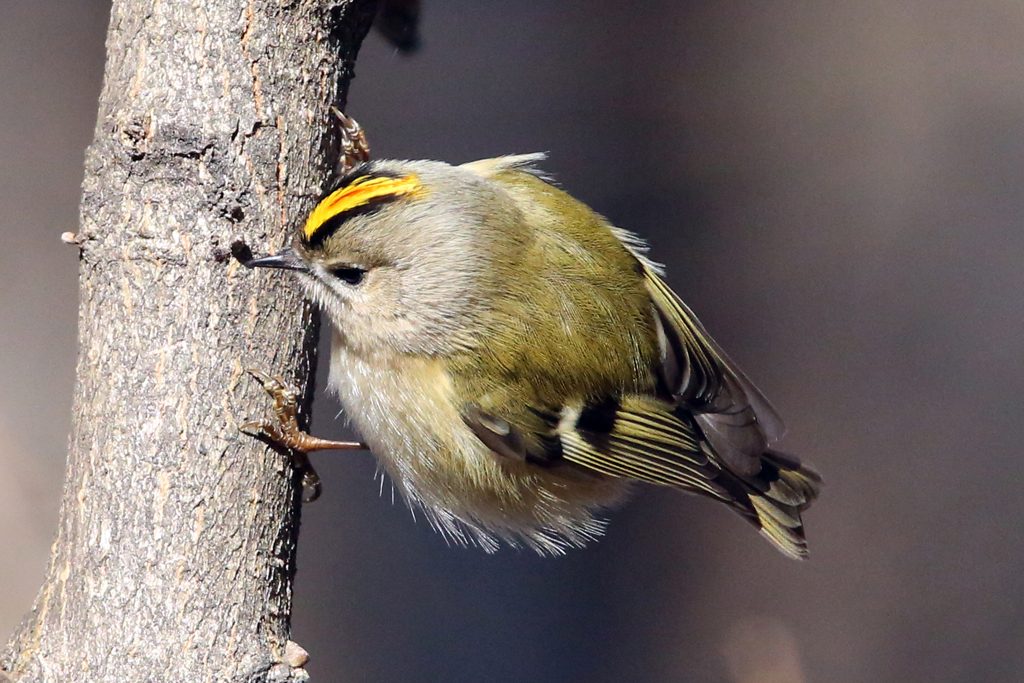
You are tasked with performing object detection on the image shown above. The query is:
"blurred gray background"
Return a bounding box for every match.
[3,1,1024,681]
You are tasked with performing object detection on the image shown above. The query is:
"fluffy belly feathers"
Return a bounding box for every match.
[327,337,629,554]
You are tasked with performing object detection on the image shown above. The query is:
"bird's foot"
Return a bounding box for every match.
[330,107,370,175]
[241,368,364,502]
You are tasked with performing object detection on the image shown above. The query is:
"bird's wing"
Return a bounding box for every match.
[461,395,731,500]
[461,393,819,559]
[643,265,786,476]
[465,154,786,471]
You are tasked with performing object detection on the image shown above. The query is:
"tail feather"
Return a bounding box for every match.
[731,450,822,560]
[546,391,822,558]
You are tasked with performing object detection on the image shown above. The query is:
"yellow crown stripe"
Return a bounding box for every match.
[303,174,423,241]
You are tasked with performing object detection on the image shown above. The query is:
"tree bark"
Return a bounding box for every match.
[2,1,377,681]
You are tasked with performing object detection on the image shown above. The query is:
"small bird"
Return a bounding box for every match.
[238,120,820,558]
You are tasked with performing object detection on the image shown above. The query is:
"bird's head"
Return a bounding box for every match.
[241,159,523,355]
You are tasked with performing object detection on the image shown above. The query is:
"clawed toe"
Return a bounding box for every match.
[330,107,370,174]
[238,367,367,501]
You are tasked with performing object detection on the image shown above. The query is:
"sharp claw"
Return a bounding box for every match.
[239,420,266,437]
[331,106,361,136]
[245,367,269,382]
[330,107,370,173]
[240,420,285,444]
[329,105,348,125]
[246,367,276,390]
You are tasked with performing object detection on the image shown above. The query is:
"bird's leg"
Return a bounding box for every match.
[330,107,370,175]
[240,368,365,502]
[241,369,364,452]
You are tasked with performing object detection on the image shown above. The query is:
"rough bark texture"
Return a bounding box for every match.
[2,1,377,681]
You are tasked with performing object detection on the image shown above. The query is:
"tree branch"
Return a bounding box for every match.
[2,1,377,680]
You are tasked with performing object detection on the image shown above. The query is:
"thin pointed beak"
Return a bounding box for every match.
[233,244,308,273]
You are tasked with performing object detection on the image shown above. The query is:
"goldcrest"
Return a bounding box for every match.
[241,153,821,558]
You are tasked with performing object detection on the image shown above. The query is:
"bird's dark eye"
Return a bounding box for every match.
[328,265,367,285]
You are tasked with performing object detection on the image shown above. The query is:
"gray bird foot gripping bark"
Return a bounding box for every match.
[241,369,364,502]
